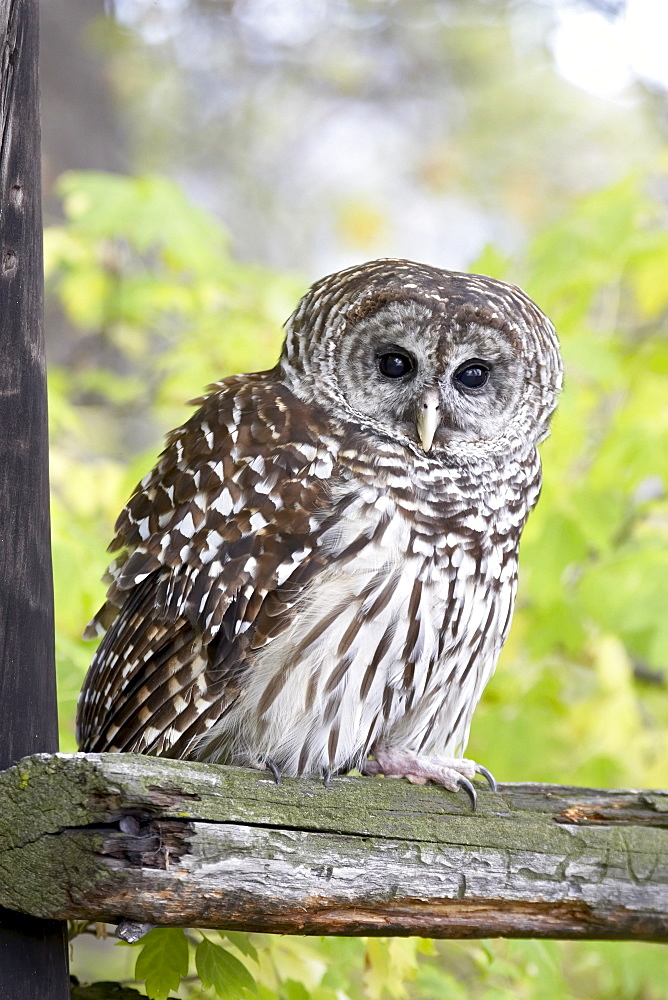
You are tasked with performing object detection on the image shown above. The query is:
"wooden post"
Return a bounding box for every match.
[0,0,70,996]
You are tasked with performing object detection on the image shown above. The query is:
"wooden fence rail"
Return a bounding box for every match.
[0,752,666,942]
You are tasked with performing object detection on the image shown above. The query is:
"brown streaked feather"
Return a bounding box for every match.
[95,631,206,753]
[327,725,340,763]
[77,371,334,755]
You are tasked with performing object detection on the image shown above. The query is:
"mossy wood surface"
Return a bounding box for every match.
[0,752,666,941]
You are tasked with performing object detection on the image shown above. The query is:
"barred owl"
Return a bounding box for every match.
[77,259,562,807]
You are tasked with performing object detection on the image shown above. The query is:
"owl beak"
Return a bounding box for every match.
[416,391,441,452]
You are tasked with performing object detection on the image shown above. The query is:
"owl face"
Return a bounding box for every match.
[281,259,562,459]
[334,299,526,451]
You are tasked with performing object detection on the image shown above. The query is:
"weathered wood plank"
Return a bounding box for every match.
[0,0,57,771]
[0,752,666,941]
[0,0,70,994]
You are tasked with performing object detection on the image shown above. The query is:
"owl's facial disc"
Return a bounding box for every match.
[334,299,525,450]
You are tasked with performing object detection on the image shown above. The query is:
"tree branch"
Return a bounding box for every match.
[0,753,666,941]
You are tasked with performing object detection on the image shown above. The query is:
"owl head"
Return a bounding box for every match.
[281,259,562,460]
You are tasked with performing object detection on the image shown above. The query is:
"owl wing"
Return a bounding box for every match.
[76,372,338,756]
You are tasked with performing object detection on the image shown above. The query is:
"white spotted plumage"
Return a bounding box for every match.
[77,259,561,797]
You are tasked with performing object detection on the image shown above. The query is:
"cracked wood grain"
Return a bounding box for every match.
[0,753,666,941]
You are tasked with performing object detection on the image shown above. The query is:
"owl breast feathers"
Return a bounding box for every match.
[77,259,562,801]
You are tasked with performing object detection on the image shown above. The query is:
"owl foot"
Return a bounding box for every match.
[363,748,497,811]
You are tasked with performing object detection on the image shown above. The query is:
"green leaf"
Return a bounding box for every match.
[134,927,189,1000]
[282,981,310,1000]
[196,938,258,999]
[220,930,259,962]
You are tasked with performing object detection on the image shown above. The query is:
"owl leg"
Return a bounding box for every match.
[363,747,497,810]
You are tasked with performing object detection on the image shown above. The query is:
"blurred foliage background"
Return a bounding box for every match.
[43,0,667,996]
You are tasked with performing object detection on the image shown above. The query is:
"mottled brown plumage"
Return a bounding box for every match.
[77,259,561,802]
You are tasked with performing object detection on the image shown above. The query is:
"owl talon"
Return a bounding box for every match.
[365,749,491,805]
[265,759,282,784]
[457,776,477,811]
[474,764,497,791]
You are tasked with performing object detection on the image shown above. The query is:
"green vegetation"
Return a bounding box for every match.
[47,168,667,998]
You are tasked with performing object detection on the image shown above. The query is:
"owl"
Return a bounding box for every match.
[77,259,562,808]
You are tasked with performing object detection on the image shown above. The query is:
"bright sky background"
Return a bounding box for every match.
[107,0,666,272]
[115,0,668,100]
[552,0,668,97]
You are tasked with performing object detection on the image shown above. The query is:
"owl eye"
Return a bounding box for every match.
[454,361,490,390]
[377,351,415,379]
